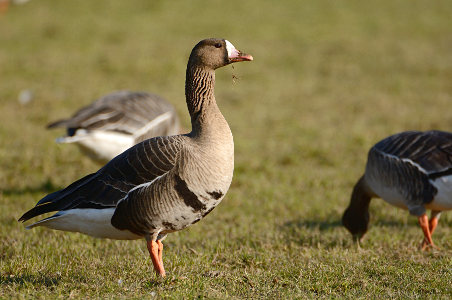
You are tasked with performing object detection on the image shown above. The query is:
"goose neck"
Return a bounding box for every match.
[185,65,216,118]
[350,176,372,211]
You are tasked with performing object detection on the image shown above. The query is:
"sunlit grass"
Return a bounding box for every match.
[1,0,452,298]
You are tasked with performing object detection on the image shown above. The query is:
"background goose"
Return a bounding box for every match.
[342,130,452,249]
[47,91,180,164]
[19,38,253,277]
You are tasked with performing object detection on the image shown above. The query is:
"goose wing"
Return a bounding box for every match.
[47,91,178,136]
[373,130,452,177]
[368,130,452,213]
[19,135,187,223]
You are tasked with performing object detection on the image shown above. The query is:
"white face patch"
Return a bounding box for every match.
[225,40,238,58]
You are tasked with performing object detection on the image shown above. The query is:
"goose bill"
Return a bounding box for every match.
[229,51,253,62]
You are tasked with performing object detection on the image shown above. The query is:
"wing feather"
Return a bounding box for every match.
[47,91,178,136]
[19,135,186,223]
[374,130,452,175]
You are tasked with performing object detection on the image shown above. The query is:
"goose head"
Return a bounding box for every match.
[342,206,369,242]
[188,38,253,70]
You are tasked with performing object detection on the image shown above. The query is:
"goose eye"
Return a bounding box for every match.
[214,43,222,48]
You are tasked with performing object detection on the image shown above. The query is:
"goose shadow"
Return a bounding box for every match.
[1,179,63,196]
[0,274,61,287]
[372,219,411,227]
[280,214,434,248]
[281,217,419,235]
[278,218,344,248]
[284,218,409,230]
[282,219,343,231]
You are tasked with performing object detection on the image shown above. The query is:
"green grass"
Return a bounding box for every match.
[1,0,452,298]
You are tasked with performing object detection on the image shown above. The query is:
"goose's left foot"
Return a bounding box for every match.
[147,240,166,277]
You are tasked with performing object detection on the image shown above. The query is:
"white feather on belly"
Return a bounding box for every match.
[430,175,452,211]
[27,208,142,240]
[364,173,407,209]
[57,129,134,162]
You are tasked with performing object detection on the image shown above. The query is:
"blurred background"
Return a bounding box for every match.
[1,0,451,297]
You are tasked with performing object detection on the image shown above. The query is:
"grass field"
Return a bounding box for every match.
[1,0,452,298]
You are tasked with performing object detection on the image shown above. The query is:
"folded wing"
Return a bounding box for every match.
[19,135,186,223]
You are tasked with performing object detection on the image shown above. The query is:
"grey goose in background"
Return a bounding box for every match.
[19,38,253,277]
[47,91,180,164]
[342,130,452,249]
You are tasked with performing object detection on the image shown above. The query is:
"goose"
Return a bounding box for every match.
[47,91,180,164]
[19,38,253,277]
[342,130,452,249]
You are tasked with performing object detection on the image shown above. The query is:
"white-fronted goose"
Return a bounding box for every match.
[19,38,253,277]
[47,91,180,164]
[342,130,452,249]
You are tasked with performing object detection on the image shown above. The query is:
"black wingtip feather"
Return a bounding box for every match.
[46,119,68,129]
[18,172,100,223]
[18,202,59,223]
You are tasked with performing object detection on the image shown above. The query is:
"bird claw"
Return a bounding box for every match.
[420,239,440,251]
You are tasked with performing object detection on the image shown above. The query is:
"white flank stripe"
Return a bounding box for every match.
[400,158,428,174]
[133,111,173,139]
[376,148,429,175]
[129,174,165,193]
[116,173,166,207]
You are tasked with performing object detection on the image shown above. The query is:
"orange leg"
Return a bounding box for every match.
[429,217,439,235]
[146,240,166,277]
[157,240,164,267]
[421,212,440,250]
[419,214,437,250]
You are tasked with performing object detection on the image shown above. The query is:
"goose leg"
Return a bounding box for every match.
[418,214,437,250]
[146,240,166,277]
[421,211,441,250]
[157,240,164,269]
[429,211,441,235]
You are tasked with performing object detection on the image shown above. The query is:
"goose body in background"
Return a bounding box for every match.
[47,91,180,164]
[19,38,253,277]
[342,130,452,249]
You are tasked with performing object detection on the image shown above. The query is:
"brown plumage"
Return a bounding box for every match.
[19,38,253,277]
